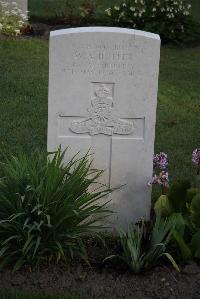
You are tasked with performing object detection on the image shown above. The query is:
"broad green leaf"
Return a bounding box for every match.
[173,229,192,260]
[154,195,173,216]
[190,230,200,259]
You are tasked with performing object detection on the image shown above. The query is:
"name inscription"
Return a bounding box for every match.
[63,39,142,77]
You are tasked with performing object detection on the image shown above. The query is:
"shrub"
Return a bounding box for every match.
[145,0,192,43]
[55,0,96,26]
[79,0,96,23]
[0,148,112,271]
[105,0,196,44]
[105,214,179,273]
[0,1,28,36]
[105,0,146,29]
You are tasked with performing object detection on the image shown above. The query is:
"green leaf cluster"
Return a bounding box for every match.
[105,214,179,273]
[105,0,200,45]
[154,177,200,260]
[0,148,112,271]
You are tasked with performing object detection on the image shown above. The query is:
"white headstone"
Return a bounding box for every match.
[48,27,160,229]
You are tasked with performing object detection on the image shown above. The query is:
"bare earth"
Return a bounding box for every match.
[0,261,199,299]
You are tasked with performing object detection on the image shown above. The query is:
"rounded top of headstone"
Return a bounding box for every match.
[50,27,160,41]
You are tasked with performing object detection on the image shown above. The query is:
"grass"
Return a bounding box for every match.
[0,41,199,181]
[156,47,200,179]
[0,40,48,155]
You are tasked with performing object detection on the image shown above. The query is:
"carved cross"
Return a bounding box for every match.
[58,83,144,186]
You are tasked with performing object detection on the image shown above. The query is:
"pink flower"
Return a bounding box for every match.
[153,152,168,170]
[192,148,200,166]
[149,171,169,187]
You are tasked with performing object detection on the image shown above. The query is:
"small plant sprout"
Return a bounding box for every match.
[104,214,179,273]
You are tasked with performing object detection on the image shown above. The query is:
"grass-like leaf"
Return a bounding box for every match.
[0,148,113,270]
[105,214,179,273]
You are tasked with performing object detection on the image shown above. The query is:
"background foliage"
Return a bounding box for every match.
[104,0,199,44]
[0,1,28,36]
[27,0,200,45]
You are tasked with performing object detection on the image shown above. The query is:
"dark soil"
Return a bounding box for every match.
[0,237,199,298]
[0,260,199,299]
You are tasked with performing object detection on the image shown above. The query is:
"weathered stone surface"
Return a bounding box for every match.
[48,27,160,229]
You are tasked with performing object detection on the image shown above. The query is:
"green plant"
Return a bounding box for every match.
[168,178,191,212]
[154,177,200,260]
[79,0,96,23]
[105,214,179,273]
[0,1,28,36]
[105,0,146,29]
[55,0,96,26]
[0,148,112,271]
[105,0,198,44]
[144,0,193,44]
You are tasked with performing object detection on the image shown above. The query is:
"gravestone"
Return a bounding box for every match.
[48,27,160,229]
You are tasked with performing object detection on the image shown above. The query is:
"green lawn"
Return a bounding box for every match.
[0,41,199,180]
[0,40,48,156]
[156,47,200,179]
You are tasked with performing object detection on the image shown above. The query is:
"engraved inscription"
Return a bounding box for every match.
[70,83,134,136]
[63,39,142,77]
